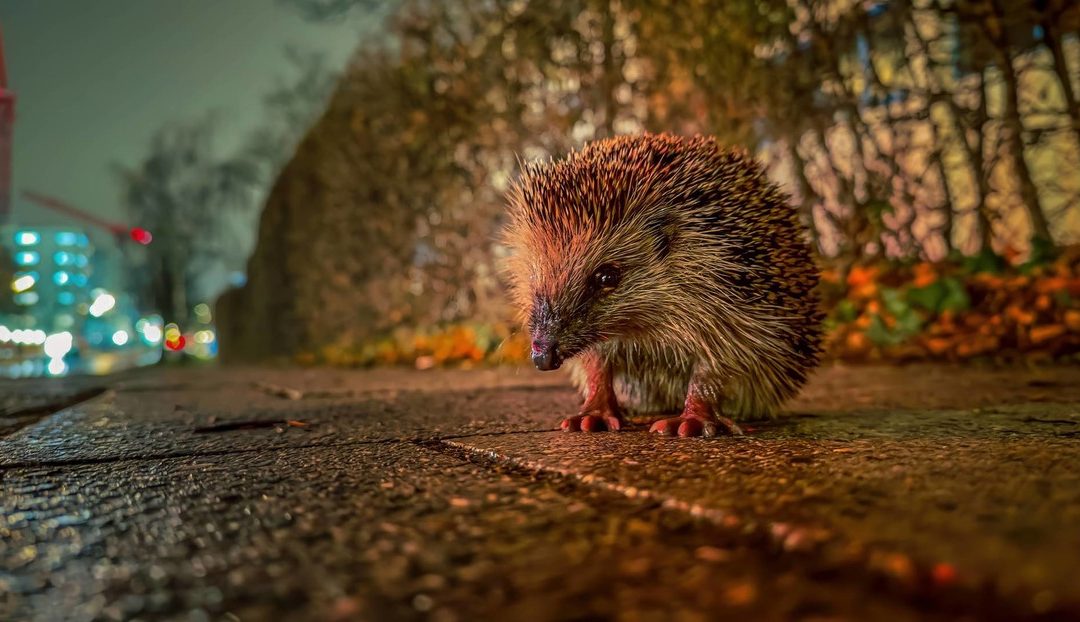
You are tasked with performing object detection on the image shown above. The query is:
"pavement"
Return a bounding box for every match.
[3,364,1080,621]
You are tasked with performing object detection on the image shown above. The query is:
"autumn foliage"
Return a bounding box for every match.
[825,246,1080,363]
[299,246,1080,369]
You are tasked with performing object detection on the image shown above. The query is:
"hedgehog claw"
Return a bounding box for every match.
[560,412,627,433]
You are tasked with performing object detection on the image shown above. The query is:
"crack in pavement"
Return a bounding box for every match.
[0,425,556,472]
[425,437,1080,621]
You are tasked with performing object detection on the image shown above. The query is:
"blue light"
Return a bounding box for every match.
[53,271,71,285]
[55,231,87,246]
[15,251,40,266]
[14,231,40,245]
[74,254,88,267]
[57,292,76,305]
[72,274,89,287]
[54,251,73,266]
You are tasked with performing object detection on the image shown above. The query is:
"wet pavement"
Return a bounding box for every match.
[2,364,1080,621]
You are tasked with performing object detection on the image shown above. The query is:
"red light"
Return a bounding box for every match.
[130,227,153,245]
[165,335,186,351]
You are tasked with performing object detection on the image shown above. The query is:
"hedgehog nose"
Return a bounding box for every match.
[531,338,562,371]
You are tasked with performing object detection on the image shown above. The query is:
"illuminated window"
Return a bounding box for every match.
[14,231,40,245]
[53,271,71,285]
[54,251,73,266]
[12,272,38,292]
[55,231,80,246]
[72,274,89,287]
[14,292,40,305]
[15,251,40,266]
[74,254,89,267]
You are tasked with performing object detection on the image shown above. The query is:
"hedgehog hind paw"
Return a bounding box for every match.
[649,414,743,438]
[560,410,629,433]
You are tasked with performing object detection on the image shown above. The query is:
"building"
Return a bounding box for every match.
[1,224,162,377]
[4,225,94,329]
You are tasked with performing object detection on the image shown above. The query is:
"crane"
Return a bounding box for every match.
[21,190,152,246]
[0,24,150,245]
[0,22,14,224]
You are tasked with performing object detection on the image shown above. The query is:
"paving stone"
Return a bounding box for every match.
[2,364,1079,620]
[2,443,952,622]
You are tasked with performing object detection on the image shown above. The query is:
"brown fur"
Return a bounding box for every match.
[502,133,823,419]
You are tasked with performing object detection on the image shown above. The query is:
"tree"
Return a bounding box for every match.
[117,118,259,325]
[221,0,1080,359]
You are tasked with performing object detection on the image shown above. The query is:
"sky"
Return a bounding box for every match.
[1,0,369,229]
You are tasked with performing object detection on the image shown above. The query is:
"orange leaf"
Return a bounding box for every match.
[1030,324,1066,345]
[912,262,937,288]
[853,283,878,299]
[954,335,999,358]
[924,337,952,356]
[1065,310,1080,333]
[846,265,878,289]
[1035,276,1067,294]
[845,331,870,353]
[1005,306,1035,325]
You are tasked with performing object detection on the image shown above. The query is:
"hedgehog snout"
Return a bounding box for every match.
[529,297,564,371]
[530,336,562,371]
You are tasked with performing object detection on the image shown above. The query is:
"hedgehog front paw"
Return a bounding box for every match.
[649,415,742,438]
[560,409,628,433]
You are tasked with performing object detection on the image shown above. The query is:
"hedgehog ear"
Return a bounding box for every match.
[646,213,678,260]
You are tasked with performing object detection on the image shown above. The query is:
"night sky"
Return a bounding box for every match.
[1,0,366,227]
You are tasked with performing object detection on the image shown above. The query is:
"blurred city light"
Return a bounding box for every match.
[15,251,39,265]
[112,329,129,346]
[43,331,73,359]
[46,357,67,376]
[11,272,36,292]
[88,291,116,317]
[14,230,39,245]
[129,227,153,245]
[137,316,164,344]
[194,302,211,323]
[54,231,88,246]
[163,322,184,351]
[2,328,47,345]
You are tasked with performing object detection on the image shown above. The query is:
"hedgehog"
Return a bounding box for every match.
[502,133,823,437]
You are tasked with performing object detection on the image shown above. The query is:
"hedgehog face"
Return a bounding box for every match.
[520,219,675,371]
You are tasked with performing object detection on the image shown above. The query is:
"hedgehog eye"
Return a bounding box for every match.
[592,264,621,291]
